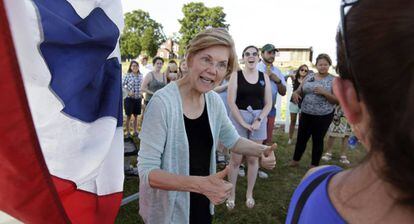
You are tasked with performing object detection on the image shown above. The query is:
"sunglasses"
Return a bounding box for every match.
[243,52,258,57]
[300,69,308,73]
[340,0,361,98]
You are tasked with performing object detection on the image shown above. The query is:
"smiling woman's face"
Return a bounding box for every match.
[243,47,259,69]
[186,45,230,93]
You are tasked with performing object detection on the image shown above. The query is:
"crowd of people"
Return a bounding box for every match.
[121,1,414,222]
[124,34,355,222]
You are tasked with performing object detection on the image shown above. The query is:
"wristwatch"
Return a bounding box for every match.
[256,117,262,123]
[275,79,282,84]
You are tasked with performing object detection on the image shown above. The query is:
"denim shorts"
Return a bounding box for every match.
[230,108,267,141]
[289,102,300,114]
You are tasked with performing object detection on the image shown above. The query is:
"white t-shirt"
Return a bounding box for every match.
[140,64,153,79]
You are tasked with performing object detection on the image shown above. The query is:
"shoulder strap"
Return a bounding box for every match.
[258,71,264,81]
[291,171,333,224]
[237,70,243,77]
[237,70,244,84]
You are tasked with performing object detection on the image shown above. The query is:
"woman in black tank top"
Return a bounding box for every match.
[226,45,273,209]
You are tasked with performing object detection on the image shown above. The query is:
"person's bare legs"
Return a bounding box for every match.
[227,152,244,209]
[133,115,138,134]
[125,115,132,136]
[245,151,259,208]
[340,136,351,164]
[326,136,335,154]
[288,113,298,143]
[322,136,335,161]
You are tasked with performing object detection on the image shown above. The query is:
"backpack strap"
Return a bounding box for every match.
[291,171,333,224]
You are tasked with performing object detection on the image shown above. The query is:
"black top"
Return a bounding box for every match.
[293,78,301,92]
[235,70,266,110]
[184,102,213,224]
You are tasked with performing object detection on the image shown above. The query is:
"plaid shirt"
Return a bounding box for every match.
[122,72,143,99]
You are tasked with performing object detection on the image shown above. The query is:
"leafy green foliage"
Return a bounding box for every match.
[178,2,229,56]
[120,10,166,59]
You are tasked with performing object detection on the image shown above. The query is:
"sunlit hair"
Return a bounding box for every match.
[315,53,332,66]
[185,28,237,76]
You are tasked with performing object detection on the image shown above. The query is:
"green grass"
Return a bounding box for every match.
[115,127,365,224]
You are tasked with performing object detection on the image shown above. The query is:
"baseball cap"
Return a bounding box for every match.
[261,44,279,52]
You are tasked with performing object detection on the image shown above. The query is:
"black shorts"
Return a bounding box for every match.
[124,97,141,116]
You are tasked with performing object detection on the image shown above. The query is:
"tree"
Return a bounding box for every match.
[120,32,141,60]
[140,28,159,57]
[178,2,229,56]
[120,10,166,60]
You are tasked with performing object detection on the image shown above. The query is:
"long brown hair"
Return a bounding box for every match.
[336,0,414,205]
[293,64,308,90]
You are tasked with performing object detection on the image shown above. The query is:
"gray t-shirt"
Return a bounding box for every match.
[301,73,335,115]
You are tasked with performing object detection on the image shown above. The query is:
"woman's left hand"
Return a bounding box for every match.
[260,143,277,170]
[251,120,261,130]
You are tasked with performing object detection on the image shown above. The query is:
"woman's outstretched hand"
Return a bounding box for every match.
[260,143,277,170]
[199,167,233,205]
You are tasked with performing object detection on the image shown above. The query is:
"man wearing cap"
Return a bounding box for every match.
[253,44,286,178]
[258,44,287,151]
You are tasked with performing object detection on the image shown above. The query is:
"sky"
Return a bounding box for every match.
[122,0,341,64]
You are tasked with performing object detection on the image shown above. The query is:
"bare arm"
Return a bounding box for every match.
[148,167,232,205]
[276,81,287,96]
[140,72,154,95]
[148,169,201,192]
[292,79,306,104]
[122,75,134,97]
[251,74,273,130]
[267,71,287,96]
[325,92,338,104]
[259,74,273,120]
[230,137,277,170]
[214,82,229,93]
[230,137,268,157]
[227,72,252,131]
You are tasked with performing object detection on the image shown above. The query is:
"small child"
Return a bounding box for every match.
[322,106,352,164]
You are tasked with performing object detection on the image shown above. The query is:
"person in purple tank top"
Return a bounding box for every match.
[286,0,414,223]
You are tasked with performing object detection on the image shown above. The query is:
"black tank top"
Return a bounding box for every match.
[184,103,213,224]
[235,70,265,110]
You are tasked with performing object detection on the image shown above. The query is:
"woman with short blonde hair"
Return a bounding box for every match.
[138,28,276,224]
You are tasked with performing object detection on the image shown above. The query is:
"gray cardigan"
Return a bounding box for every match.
[138,82,240,224]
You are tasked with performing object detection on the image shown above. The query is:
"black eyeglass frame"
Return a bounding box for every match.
[340,0,361,99]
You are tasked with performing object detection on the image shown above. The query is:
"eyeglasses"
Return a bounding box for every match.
[243,52,258,57]
[300,69,308,73]
[199,56,228,73]
[340,0,361,98]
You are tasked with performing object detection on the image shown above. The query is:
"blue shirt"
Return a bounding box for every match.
[257,61,286,116]
[286,165,346,224]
